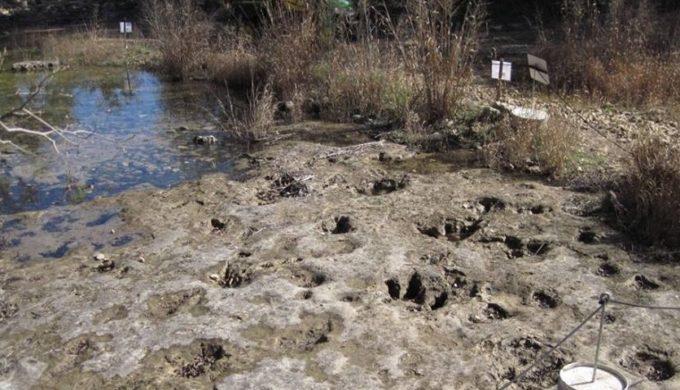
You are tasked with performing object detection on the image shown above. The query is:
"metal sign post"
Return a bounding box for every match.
[119,20,133,94]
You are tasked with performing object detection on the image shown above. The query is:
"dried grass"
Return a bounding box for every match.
[143,0,213,80]
[257,4,322,100]
[319,43,415,122]
[214,84,276,143]
[545,0,680,106]
[610,132,680,248]
[486,115,579,177]
[40,27,157,67]
[205,49,265,90]
[394,0,485,122]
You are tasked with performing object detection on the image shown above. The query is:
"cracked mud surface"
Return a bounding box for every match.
[1,140,679,389]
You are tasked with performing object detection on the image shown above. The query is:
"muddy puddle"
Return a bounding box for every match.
[380,148,486,174]
[0,202,135,262]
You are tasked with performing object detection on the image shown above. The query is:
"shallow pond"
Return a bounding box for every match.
[0,67,242,214]
[0,67,378,261]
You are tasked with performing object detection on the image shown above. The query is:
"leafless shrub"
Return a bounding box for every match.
[143,0,213,80]
[213,84,276,143]
[394,0,485,122]
[610,132,680,248]
[257,3,323,100]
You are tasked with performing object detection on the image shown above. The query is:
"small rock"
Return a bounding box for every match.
[302,98,321,116]
[209,274,220,282]
[378,152,393,162]
[275,101,296,120]
[94,253,107,261]
[110,229,116,234]
[97,259,115,272]
[193,135,218,145]
[138,256,146,263]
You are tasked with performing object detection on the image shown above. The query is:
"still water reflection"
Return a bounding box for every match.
[0,68,242,214]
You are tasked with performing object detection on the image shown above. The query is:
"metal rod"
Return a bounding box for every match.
[123,19,132,94]
[498,303,603,389]
[609,299,680,311]
[591,293,610,382]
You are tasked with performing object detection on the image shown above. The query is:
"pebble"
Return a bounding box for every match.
[94,253,107,261]
[138,256,146,263]
[209,274,220,282]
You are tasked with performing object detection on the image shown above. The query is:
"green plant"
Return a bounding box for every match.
[610,132,680,248]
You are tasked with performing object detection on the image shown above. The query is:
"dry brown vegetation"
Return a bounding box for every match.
[317,43,415,122]
[610,132,680,248]
[213,84,276,143]
[485,115,579,177]
[257,4,323,101]
[397,0,485,122]
[142,0,484,125]
[143,0,213,80]
[136,0,680,249]
[40,26,157,67]
[544,0,680,106]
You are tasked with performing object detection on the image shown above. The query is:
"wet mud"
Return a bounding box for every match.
[0,140,679,389]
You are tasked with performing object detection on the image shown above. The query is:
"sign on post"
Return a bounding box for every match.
[527,54,549,85]
[119,21,133,34]
[491,60,512,82]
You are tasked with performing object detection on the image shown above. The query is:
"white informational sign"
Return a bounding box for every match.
[528,54,550,85]
[491,60,512,82]
[119,22,133,34]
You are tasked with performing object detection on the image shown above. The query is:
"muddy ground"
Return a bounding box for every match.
[0,139,679,389]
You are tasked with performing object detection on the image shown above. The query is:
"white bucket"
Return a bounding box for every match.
[558,362,628,390]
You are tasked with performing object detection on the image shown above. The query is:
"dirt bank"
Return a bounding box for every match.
[0,139,678,389]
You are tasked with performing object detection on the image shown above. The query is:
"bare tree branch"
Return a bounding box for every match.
[0,67,97,155]
[0,120,62,153]
[0,67,129,156]
[0,70,57,121]
[0,138,33,155]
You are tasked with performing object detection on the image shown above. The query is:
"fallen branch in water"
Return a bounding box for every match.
[0,69,105,155]
[0,108,100,154]
[0,70,55,121]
